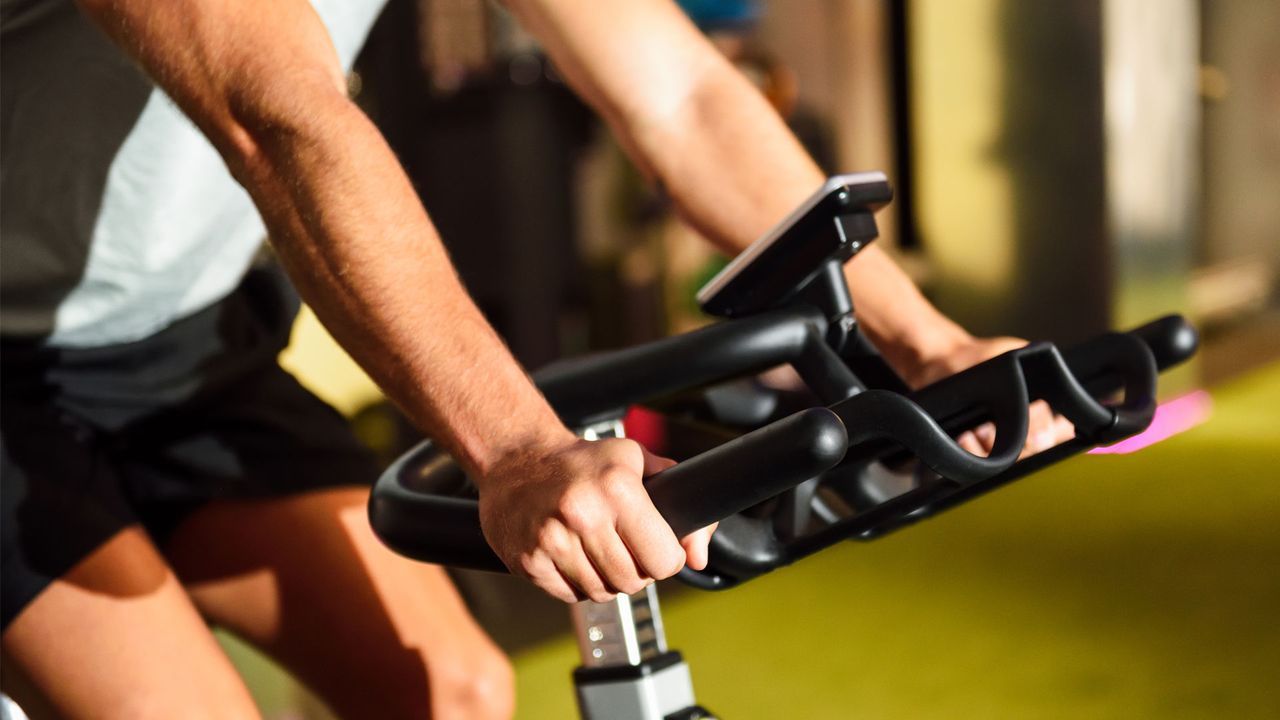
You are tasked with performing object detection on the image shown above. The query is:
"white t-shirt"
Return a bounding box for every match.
[0,0,387,347]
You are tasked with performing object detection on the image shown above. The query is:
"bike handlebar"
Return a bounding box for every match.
[368,315,1196,580]
[369,408,848,572]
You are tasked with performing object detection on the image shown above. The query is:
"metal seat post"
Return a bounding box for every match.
[570,420,715,720]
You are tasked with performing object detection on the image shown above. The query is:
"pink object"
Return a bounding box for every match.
[1088,390,1213,455]
[623,406,668,455]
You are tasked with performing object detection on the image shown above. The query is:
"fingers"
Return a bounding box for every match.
[915,334,1079,462]
[580,521,652,597]
[491,439,695,605]
[517,548,586,604]
[640,445,677,475]
[1020,400,1074,458]
[550,473,636,602]
[525,516,642,603]
[552,531,617,603]
[557,443,683,602]
[614,486,685,582]
[1052,413,1076,443]
[957,424,994,457]
[959,400,1078,460]
[637,446,714,576]
[1025,400,1054,456]
[680,522,717,571]
[627,443,691,576]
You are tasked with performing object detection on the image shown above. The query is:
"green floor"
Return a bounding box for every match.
[511,363,1280,719]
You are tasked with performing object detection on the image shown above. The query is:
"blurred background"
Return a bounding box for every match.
[227,0,1278,717]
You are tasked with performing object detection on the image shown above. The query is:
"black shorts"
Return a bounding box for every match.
[1,269,380,631]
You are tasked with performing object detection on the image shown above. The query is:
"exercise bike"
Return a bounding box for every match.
[368,173,1198,719]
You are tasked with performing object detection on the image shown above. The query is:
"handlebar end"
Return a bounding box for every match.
[1131,314,1199,372]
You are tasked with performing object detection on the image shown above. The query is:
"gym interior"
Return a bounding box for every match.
[6,0,1279,718]
[247,1,1280,716]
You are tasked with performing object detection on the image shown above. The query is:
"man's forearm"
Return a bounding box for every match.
[237,91,573,477]
[76,0,572,479]
[76,0,720,602]
[508,0,971,380]
[625,56,971,379]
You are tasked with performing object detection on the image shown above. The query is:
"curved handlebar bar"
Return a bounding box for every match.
[675,327,1175,588]
[535,307,829,426]
[369,408,848,572]
[369,314,1195,584]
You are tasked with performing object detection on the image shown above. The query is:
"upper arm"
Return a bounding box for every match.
[75,0,350,166]
[499,0,726,134]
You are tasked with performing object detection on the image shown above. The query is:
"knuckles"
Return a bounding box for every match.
[534,521,570,557]
[515,551,544,580]
[599,465,638,503]
[555,486,608,534]
[618,578,648,596]
[488,437,674,604]
[542,582,580,604]
[652,544,686,580]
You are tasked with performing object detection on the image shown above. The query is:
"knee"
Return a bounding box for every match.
[432,648,515,720]
[327,642,514,720]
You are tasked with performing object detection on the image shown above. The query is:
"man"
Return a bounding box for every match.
[0,0,1065,716]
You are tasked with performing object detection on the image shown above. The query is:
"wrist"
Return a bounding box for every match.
[840,248,974,387]
[468,423,578,493]
[864,310,974,389]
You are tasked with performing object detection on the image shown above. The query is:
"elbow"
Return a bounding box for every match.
[219,67,351,184]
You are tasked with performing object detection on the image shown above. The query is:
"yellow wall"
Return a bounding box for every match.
[910,0,1015,315]
[278,305,383,418]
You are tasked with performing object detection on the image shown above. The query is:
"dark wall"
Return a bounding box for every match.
[357,0,595,370]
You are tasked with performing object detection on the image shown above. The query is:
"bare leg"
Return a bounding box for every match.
[0,526,260,720]
[165,487,514,720]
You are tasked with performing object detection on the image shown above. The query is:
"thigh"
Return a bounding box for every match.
[164,486,514,720]
[1,526,260,720]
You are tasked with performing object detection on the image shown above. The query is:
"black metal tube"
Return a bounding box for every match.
[369,314,1196,587]
[646,408,848,537]
[369,408,848,571]
[534,307,827,425]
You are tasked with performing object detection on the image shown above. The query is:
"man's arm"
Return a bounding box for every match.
[75,0,706,602]
[505,0,1071,452]
[503,0,970,375]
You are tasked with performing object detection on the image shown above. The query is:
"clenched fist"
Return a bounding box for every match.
[477,436,715,603]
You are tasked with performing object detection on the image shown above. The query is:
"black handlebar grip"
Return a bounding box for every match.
[370,407,848,572]
[368,449,507,572]
[645,407,849,538]
[1058,332,1159,441]
[1098,333,1159,438]
[1128,314,1199,372]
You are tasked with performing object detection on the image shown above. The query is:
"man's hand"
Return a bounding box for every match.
[905,335,1076,458]
[504,0,1072,461]
[477,437,713,603]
